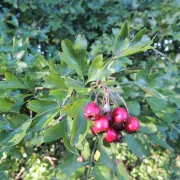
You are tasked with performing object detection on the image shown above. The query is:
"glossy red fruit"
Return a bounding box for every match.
[112,107,128,123]
[113,122,124,131]
[104,128,117,143]
[93,116,109,133]
[115,132,122,142]
[124,116,140,133]
[91,126,97,136]
[84,102,101,121]
[77,156,84,162]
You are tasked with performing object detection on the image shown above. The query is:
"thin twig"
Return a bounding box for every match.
[86,138,98,180]
[110,88,130,117]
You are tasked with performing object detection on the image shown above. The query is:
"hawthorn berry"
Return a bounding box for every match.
[112,107,128,123]
[77,156,84,162]
[93,116,109,133]
[91,126,97,136]
[84,102,101,120]
[124,116,140,133]
[104,128,117,143]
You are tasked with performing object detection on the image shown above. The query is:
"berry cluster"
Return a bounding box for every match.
[84,102,140,143]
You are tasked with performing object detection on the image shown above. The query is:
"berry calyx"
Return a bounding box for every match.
[93,116,109,133]
[84,102,101,121]
[124,116,140,133]
[112,107,128,123]
[115,132,122,142]
[104,128,117,143]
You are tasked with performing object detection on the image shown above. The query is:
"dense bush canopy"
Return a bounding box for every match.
[0,0,179,179]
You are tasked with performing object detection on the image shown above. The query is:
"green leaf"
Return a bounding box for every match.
[0,72,26,89]
[50,89,69,101]
[102,58,123,77]
[146,97,179,125]
[43,72,67,90]
[92,165,112,180]
[81,141,90,160]
[116,161,130,180]
[42,120,67,142]
[31,108,59,132]
[113,22,153,58]
[0,98,14,112]
[150,134,173,151]
[125,134,149,157]
[126,100,141,116]
[98,147,115,172]
[131,28,146,45]
[27,100,58,113]
[74,35,87,75]
[65,78,84,92]
[87,54,104,83]
[60,40,83,78]
[139,116,168,134]
[63,134,79,155]
[0,119,32,147]
[64,99,88,146]
[4,113,29,129]
[113,21,129,55]
[56,153,87,180]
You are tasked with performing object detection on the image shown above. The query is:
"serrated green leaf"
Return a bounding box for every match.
[65,78,84,91]
[43,72,67,90]
[31,108,59,132]
[27,100,58,113]
[74,35,87,75]
[146,97,179,125]
[126,100,141,116]
[0,119,32,147]
[87,54,104,83]
[150,134,173,151]
[131,28,146,45]
[125,134,149,157]
[60,40,83,78]
[113,21,129,55]
[116,161,130,180]
[64,99,88,146]
[63,134,79,155]
[56,154,87,180]
[42,120,67,142]
[92,165,112,180]
[0,98,14,112]
[4,113,29,129]
[0,72,26,89]
[113,22,153,58]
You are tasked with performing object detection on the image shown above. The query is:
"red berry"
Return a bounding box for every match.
[113,122,124,131]
[84,102,101,121]
[91,126,97,136]
[112,107,128,123]
[115,132,122,142]
[104,128,117,143]
[93,116,109,133]
[124,116,140,133]
[77,156,84,162]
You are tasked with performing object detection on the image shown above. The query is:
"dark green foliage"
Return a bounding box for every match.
[0,0,179,179]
